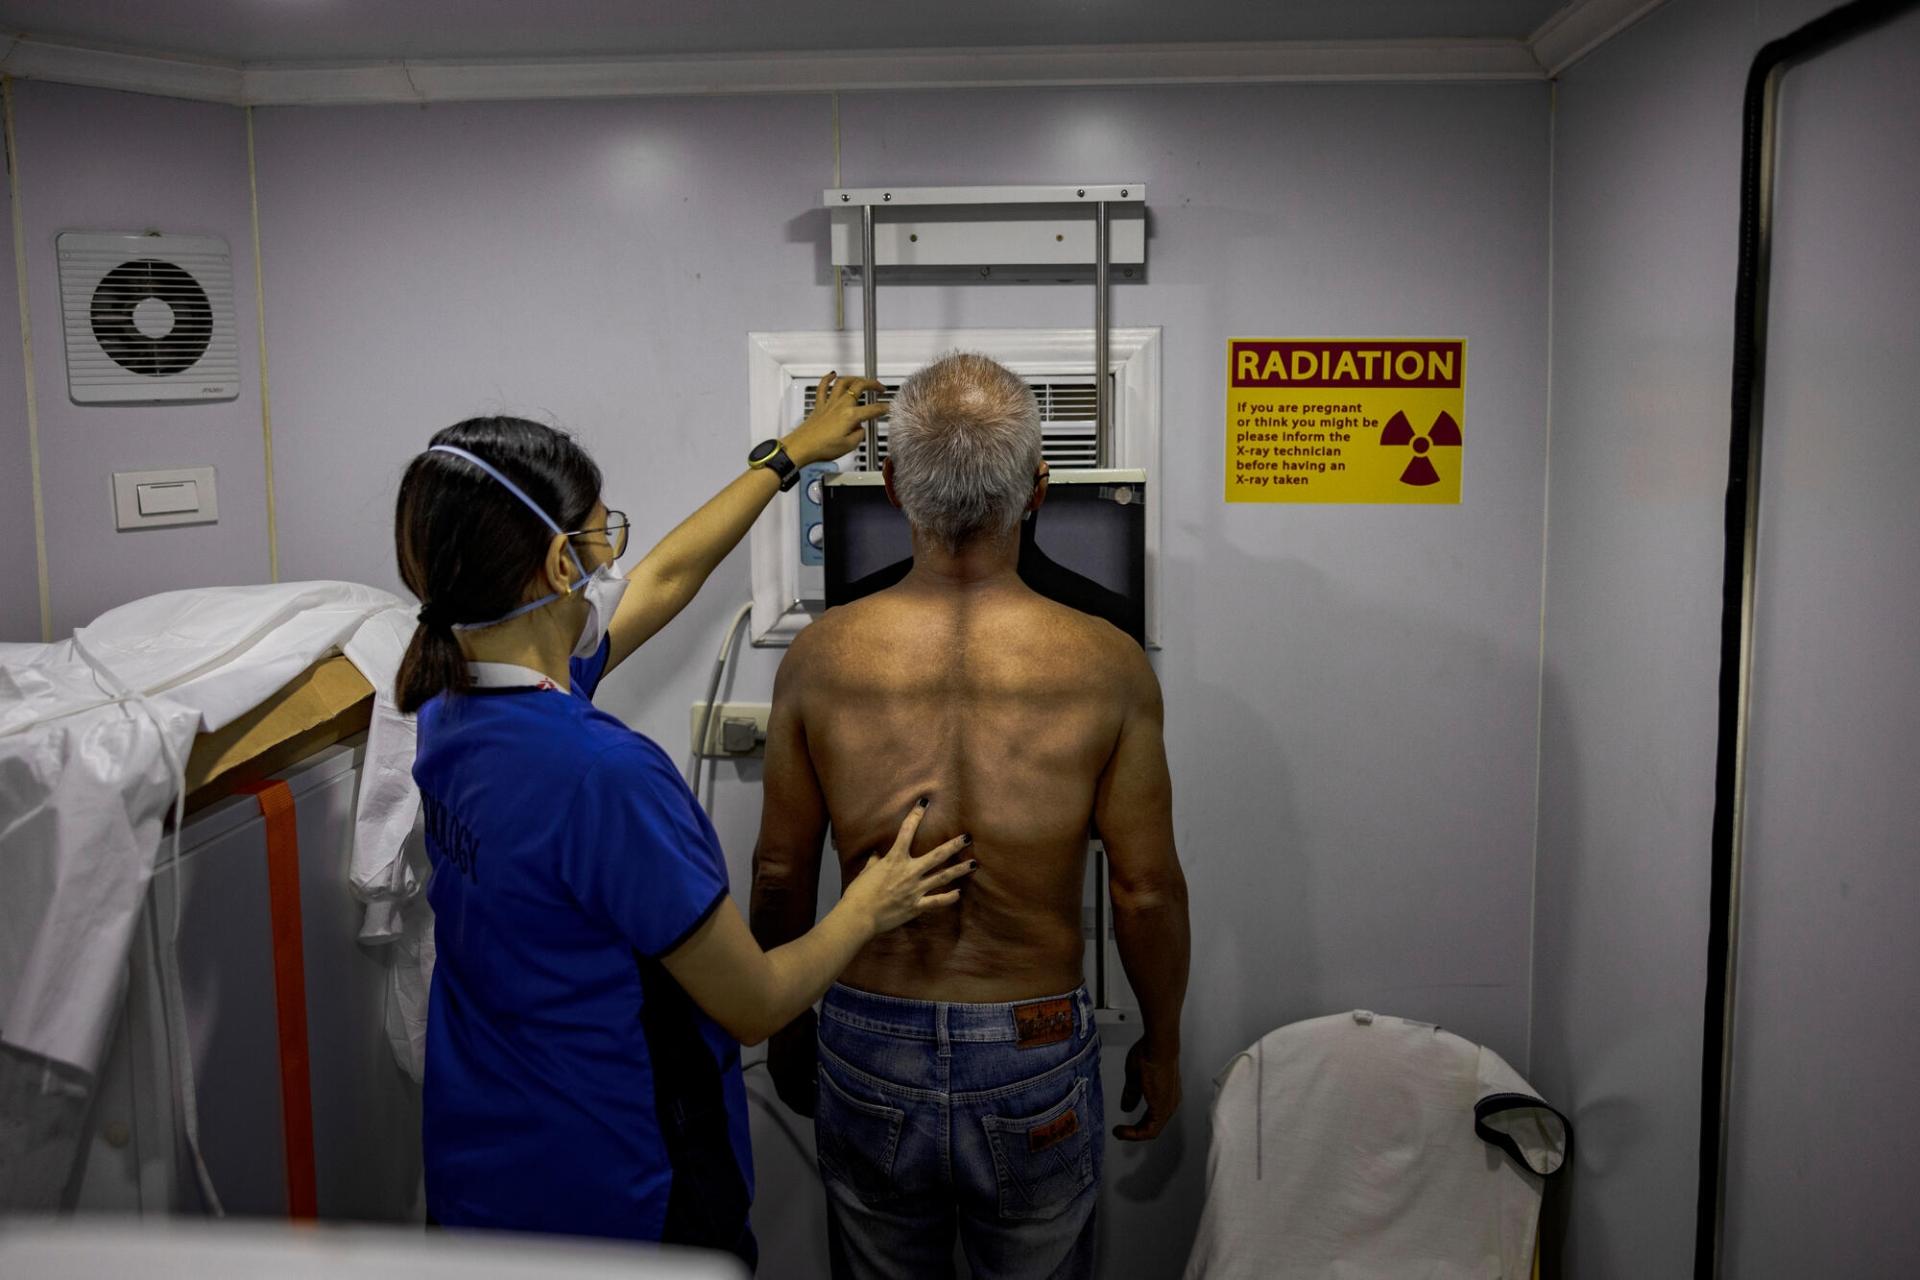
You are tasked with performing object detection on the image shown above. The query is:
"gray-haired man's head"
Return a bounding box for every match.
[884,353,1044,554]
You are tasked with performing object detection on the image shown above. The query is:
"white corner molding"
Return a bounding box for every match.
[237,41,1544,105]
[0,0,1669,106]
[0,37,242,103]
[241,63,425,106]
[1528,0,1672,77]
[2,39,1541,110]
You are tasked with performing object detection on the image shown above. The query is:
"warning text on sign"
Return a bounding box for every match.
[1226,339,1466,505]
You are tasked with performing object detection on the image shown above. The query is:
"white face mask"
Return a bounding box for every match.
[427,444,627,658]
[572,562,630,659]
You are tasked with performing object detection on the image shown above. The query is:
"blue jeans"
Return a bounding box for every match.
[814,984,1103,1280]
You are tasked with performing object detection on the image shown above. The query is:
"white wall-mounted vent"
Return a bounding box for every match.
[56,232,240,404]
[802,376,1112,471]
[748,328,1162,648]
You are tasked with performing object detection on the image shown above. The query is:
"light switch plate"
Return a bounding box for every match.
[113,467,217,529]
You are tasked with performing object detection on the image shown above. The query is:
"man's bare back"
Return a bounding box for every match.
[750,350,1187,1145]
[779,573,1142,1002]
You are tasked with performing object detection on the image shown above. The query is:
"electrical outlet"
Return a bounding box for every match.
[688,701,772,758]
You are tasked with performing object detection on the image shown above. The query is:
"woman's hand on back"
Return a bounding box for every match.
[842,796,976,935]
[783,373,890,467]
[660,795,973,1047]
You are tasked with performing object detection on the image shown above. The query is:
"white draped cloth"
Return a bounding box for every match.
[0,582,427,1209]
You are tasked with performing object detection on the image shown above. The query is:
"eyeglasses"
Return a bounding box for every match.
[566,509,630,560]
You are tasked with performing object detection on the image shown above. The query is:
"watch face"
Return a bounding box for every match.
[750,439,780,465]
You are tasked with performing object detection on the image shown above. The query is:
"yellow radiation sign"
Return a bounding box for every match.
[1226,338,1466,504]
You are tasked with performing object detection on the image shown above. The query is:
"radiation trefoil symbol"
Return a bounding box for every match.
[1381,410,1462,486]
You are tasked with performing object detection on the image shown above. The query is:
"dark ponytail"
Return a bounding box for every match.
[393,417,602,713]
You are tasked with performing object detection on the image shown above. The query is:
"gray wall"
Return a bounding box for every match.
[1725,8,1920,1274]
[1532,0,1920,1274]
[251,82,1550,1277]
[1,81,269,638]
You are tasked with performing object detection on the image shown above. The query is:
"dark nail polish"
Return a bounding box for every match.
[969,860,980,871]
[961,834,974,846]
[916,796,930,810]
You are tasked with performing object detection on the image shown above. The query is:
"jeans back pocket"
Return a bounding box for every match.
[980,1075,1096,1221]
[815,1062,908,1206]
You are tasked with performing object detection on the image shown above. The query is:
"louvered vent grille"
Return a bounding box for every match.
[57,232,240,403]
[802,375,1111,470]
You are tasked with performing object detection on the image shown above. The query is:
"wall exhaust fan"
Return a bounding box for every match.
[56,232,240,403]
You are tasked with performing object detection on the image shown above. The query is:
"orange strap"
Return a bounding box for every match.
[240,779,318,1220]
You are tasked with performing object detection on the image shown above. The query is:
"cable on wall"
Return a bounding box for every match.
[3,76,51,642]
[688,601,755,807]
[245,105,281,582]
[1698,3,1920,1275]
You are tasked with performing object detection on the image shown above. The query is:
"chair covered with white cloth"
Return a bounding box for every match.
[1183,1010,1569,1280]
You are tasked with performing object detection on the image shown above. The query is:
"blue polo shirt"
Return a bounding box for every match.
[414,640,752,1249]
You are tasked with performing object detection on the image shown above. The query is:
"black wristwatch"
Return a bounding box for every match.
[748,439,802,491]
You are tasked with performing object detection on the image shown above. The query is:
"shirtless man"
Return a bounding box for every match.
[749,353,1191,1280]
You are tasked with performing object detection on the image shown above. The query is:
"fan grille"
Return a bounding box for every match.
[57,233,239,403]
[802,375,1111,470]
[90,259,214,378]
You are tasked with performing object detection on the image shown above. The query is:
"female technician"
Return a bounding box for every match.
[392,376,973,1269]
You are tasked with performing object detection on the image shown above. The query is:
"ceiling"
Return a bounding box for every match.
[0,1,1576,64]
